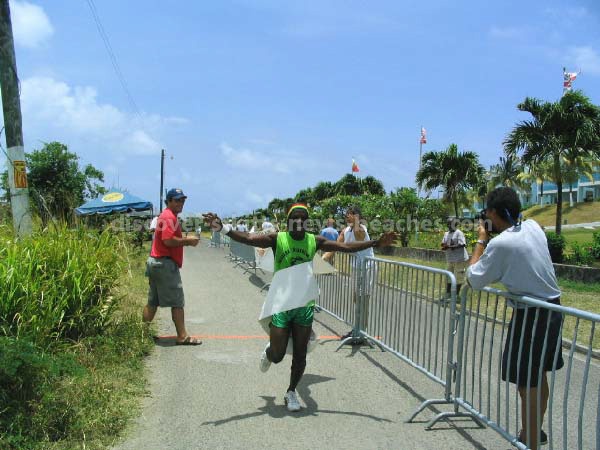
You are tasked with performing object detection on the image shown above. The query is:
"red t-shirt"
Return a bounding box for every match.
[150,208,184,267]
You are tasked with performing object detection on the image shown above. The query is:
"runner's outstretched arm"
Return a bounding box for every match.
[316,232,398,253]
[202,212,276,249]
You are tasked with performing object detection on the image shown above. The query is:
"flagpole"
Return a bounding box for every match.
[416,126,423,244]
[418,125,423,198]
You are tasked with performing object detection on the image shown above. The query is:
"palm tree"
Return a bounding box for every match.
[361,175,386,196]
[517,160,552,206]
[334,174,362,196]
[489,155,529,192]
[294,188,314,205]
[562,153,595,207]
[416,143,485,217]
[313,181,334,202]
[504,90,600,234]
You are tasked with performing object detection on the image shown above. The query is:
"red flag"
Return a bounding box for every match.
[352,159,360,173]
[563,68,580,93]
[420,127,427,144]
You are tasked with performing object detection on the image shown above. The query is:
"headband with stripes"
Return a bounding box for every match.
[287,203,309,218]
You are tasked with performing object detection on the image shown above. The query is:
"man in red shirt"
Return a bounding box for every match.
[143,188,201,345]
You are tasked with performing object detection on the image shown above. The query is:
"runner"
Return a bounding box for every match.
[203,204,397,412]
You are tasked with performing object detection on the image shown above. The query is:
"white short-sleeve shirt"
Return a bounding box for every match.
[466,220,560,302]
[343,225,375,262]
[442,229,469,263]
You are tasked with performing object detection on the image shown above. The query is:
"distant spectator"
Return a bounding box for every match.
[320,218,339,241]
[320,218,339,264]
[262,217,276,232]
[441,217,469,302]
[236,220,248,232]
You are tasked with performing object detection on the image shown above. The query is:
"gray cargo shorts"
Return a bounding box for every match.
[146,257,185,308]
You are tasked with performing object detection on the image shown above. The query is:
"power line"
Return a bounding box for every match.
[84,0,144,123]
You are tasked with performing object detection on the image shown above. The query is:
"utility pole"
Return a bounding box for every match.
[159,148,165,212]
[0,0,32,236]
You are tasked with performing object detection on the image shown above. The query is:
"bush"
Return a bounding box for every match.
[0,337,83,447]
[0,227,127,347]
[546,232,566,263]
[566,242,594,267]
[591,231,600,260]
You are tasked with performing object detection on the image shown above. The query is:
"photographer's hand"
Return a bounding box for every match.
[478,221,490,242]
[469,220,490,267]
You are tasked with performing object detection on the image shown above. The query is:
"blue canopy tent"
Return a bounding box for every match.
[75,190,153,216]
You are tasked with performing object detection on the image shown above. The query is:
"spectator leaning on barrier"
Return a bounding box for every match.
[466,186,563,449]
[338,205,376,340]
[441,217,469,303]
[143,188,201,345]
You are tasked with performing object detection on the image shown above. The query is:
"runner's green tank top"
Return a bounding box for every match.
[274,232,316,273]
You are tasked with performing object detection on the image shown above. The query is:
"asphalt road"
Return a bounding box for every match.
[114,244,594,450]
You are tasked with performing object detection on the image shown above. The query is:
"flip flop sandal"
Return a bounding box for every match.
[176,336,202,346]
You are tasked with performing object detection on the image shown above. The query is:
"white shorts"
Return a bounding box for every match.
[446,261,468,284]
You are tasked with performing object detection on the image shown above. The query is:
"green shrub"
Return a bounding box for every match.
[0,337,83,447]
[546,232,566,263]
[0,227,127,347]
[591,231,600,260]
[566,242,594,267]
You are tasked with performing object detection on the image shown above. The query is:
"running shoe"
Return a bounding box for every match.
[284,391,301,412]
[259,343,271,373]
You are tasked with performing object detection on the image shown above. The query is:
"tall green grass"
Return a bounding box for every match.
[0,227,128,347]
[0,225,154,449]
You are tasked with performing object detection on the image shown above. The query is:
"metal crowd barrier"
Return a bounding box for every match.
[442,286,600,450]
[228,239,258,275]
[216,241,600,449]
[315,252,359,327]
[210,231,221,248]
[316,254,467,424]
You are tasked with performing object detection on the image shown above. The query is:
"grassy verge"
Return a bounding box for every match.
[0,231,153,449]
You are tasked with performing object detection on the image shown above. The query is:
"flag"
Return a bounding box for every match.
[420,127,427,144]
[563,68,579,93]
[352,158,360,172]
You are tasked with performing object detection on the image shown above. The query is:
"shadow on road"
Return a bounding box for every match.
[201,374,393,426]
[358,351,487,450]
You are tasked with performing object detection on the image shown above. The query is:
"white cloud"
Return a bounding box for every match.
[567,46,600,75]
[122,130,161,155]
[220,142,293,174]
[245,190,273,205]
[10,1,53,48]
[19,76,186,156]
[489,26,526,40]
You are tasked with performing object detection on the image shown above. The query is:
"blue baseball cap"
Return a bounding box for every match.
[166,188,187,200]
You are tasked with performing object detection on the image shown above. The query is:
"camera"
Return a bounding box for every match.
[476,209,487,221]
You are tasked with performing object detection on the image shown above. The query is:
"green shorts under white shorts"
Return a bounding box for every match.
[271,305,314,328]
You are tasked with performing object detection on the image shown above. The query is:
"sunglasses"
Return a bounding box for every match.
[173,198,186,203]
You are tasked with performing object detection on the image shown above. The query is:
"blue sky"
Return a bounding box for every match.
[3,0,600,217]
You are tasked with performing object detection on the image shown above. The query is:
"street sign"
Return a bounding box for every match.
[13,160,27,188]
